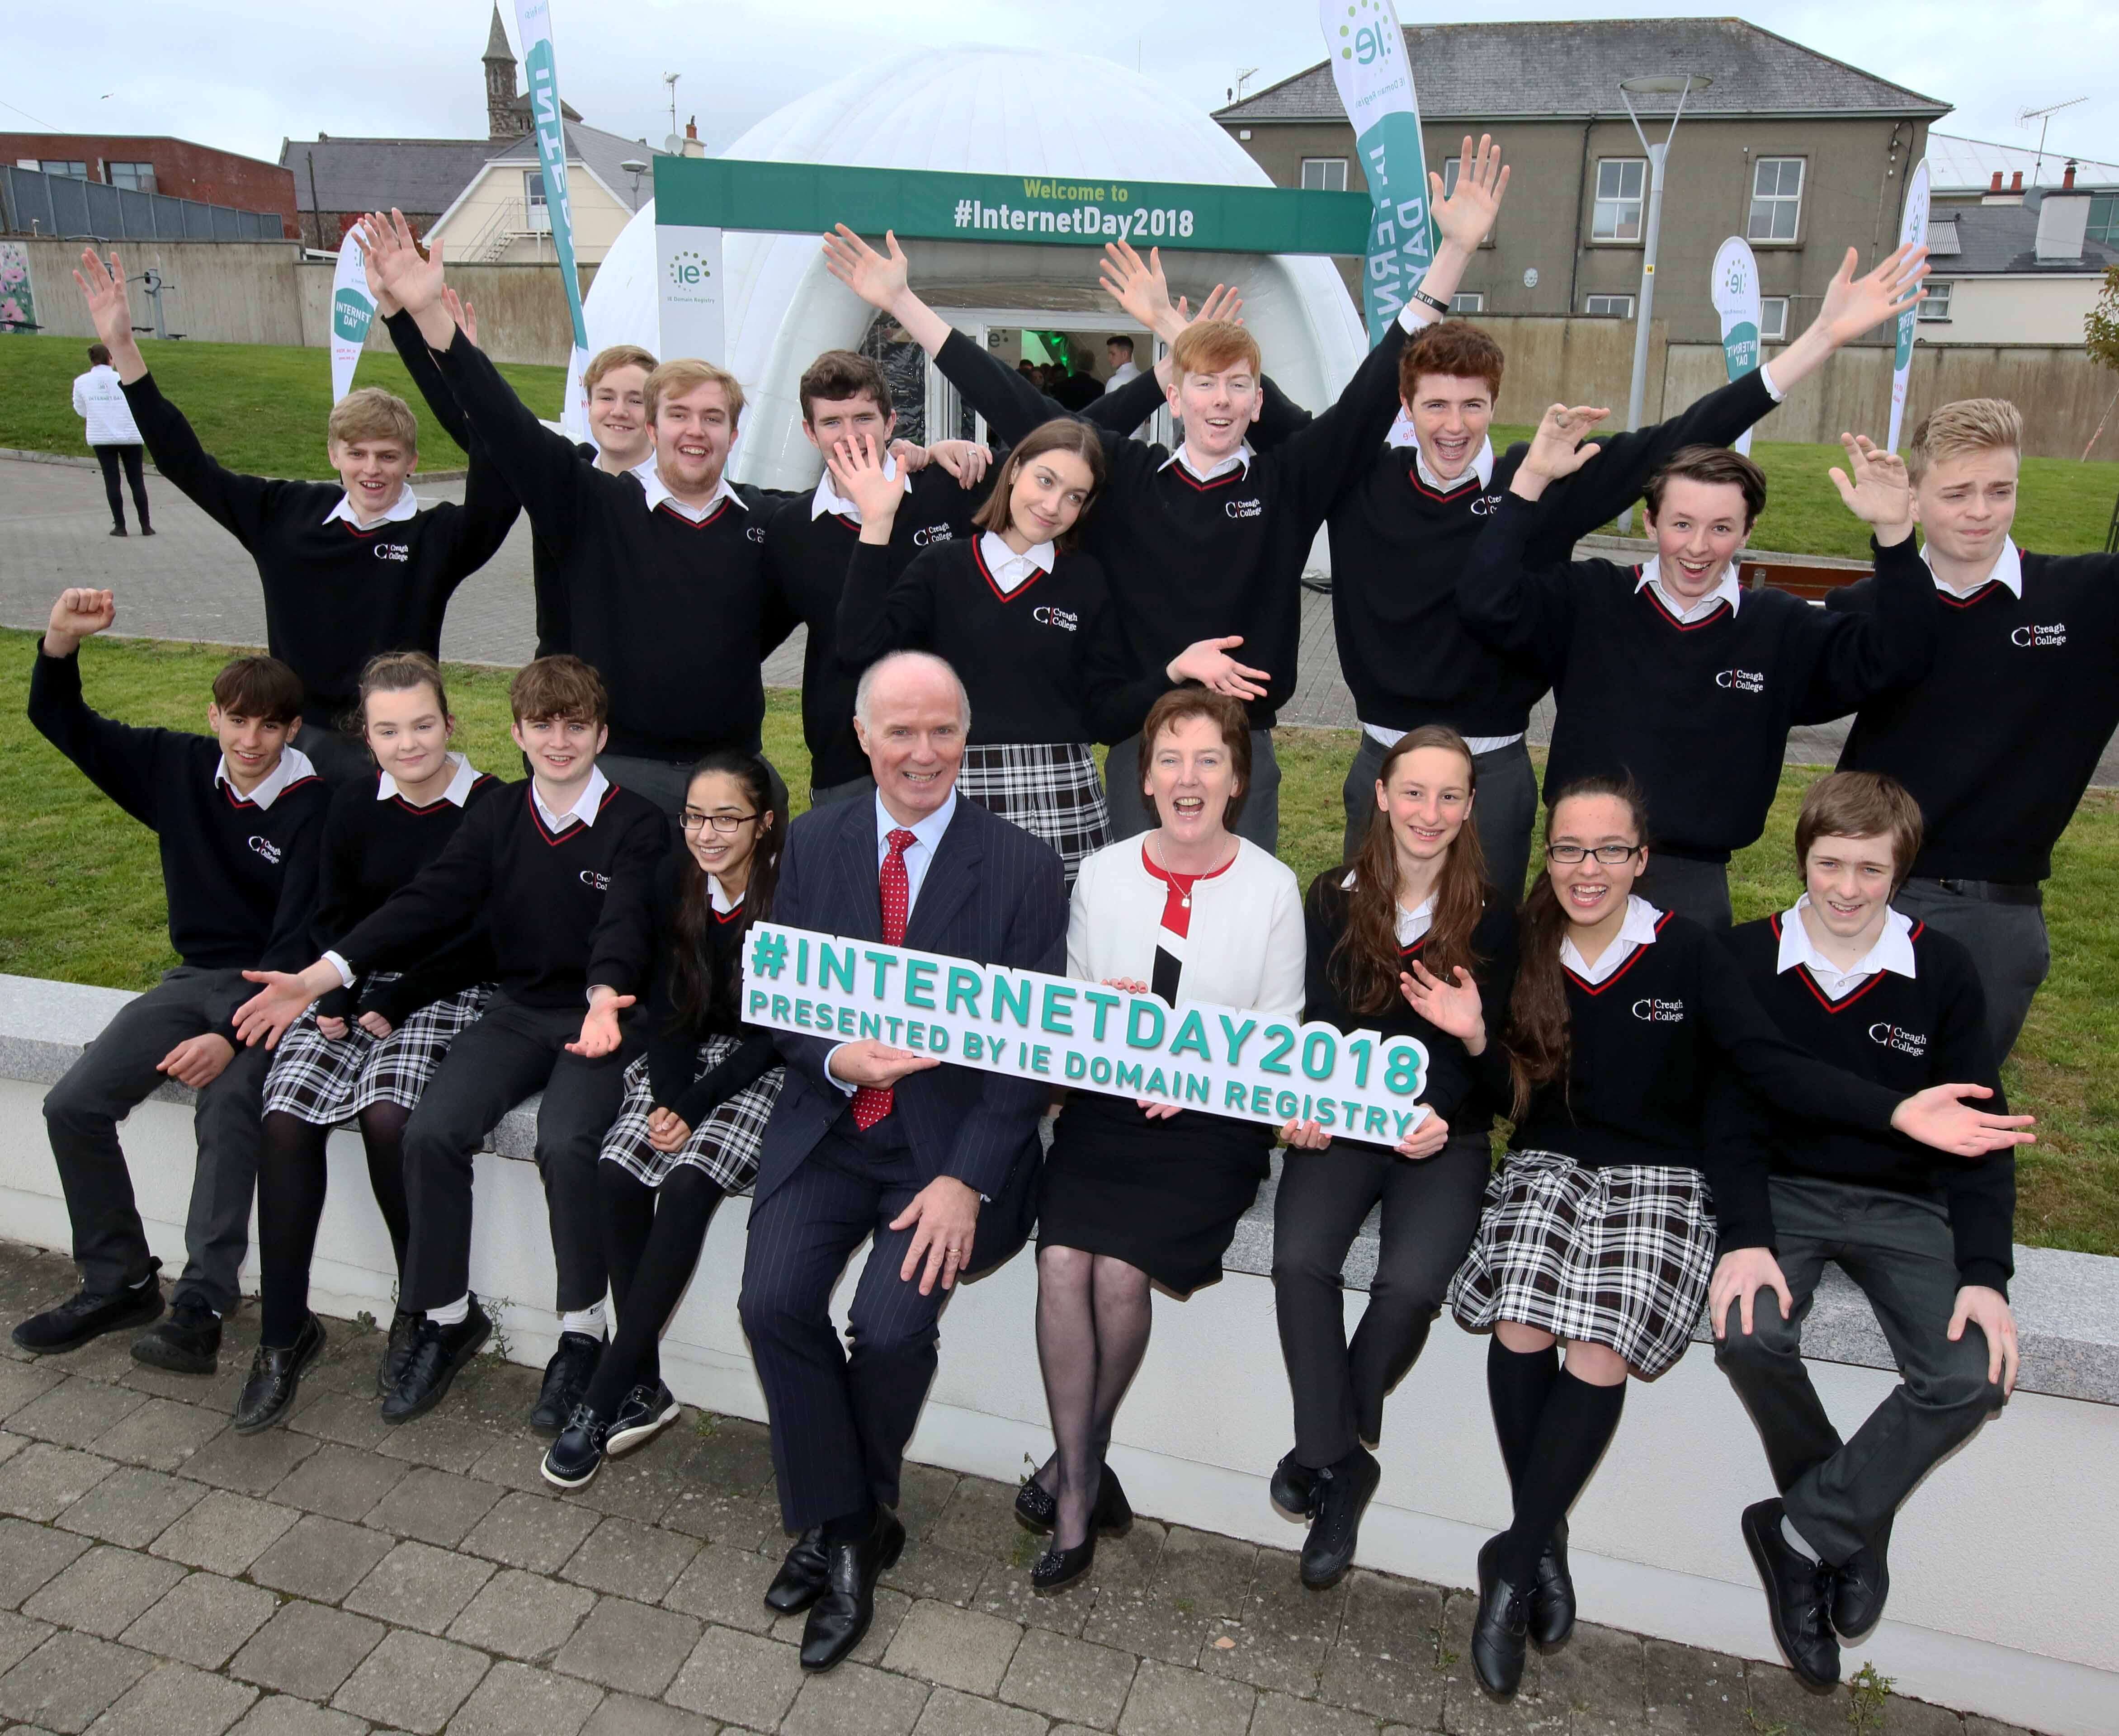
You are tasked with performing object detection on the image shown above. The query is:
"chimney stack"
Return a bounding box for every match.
[2010,170,2024,192]
[1990,170,2003,193]
[2063,160,2078,190]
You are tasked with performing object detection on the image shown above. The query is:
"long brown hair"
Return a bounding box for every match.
[670,751,784,1030]
[1329,726,1490,1016]
[972,417,1107,552]
[1505,774,1650,1120]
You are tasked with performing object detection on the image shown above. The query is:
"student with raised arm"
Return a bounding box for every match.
[820,137,1511,852]
[13,590,324,1379]
[1828,397,2119,1061]
[1456,420,1939,928]
[1708,772,2015,1691]
[73,250,519,784]
[1447,776,2031,1700]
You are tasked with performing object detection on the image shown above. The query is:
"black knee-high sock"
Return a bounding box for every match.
[258,1112,331,1347]
[583,1168,724,1421]
[1487,1338,1561,1495]
[1496,1369,1625,1585]
[599,1164,656,1331]
[357,1102,412,1276]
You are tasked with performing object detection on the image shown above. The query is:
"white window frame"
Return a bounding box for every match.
[524,170,551,232]
[1747,157,1805,244]
[108,161,157,195]
[1300,157,1348,193]
[1760,297,1790,342]
[1585,293,1634,318]
[1918,280,1953,322]
[1449,292,1484,314]
[1591,158,1646,243]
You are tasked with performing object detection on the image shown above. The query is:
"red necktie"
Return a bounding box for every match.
[851,828,918,1130]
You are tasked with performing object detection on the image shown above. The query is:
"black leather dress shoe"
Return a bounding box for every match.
[1015,1471,1057,1532]
[529,1331,604,1435]
[1300,1448,1380,1590]
[1270,1450,1319,1519]
[1529,1517,1576,1646]
[132,1300,222,1374]
[381,1299,491,1424]
[1471,1535,1531,1698]
[234,1313,326,1433]
[800,1509,906,1670]
[1831,1536,1890,1637]
[1742,1499,1841,1689]
[13,1274,162,1354]
[377,1308,419,1397]
[765,1528,830,1614]
[1030,1471,1132,1595]
[542,1405,610,1489]
[607,1382,680,1455]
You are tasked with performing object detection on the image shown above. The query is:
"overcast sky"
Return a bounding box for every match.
[5,0,2114,172]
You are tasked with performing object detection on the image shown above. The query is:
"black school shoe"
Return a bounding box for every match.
[1832,1536,1891,1638]
[1470,1535,1531,1698]
[801,1508,906,1670]
[1270,1450,1319,1520]
[1741,1499,1841,1689]
[376,1309,420,1397]
[234,1313,326,1433]
[13,1271,163,1354]
[1300,1447,1381,1589]
[381,1298,492,1424]
[542,1405,610,1490]
[529,1331,604,1435]
[765,1528,830,1614]
[607,1382,681,1455]
[1529,1518,1576,1646]
[132,1299,222,1374]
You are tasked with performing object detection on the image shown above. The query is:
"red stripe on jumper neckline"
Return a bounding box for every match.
[1562,908,1674,995]
[526,780,621,846]
[1162,461,1247,494]
[1769,910,1924,1012]
[655,497,731,530]
[1938,581,2003,609]
[1638,572,1732,632]
[970,535,1044,604]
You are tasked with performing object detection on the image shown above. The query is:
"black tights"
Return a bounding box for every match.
[257,1104,411,1347]
[585,1163,726,1421]
[1034,1245,1154,1551]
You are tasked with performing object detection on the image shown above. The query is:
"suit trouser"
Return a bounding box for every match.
[1892,879,2048,1064]
[94,443,149,529]
[43,967,269,1315]
[1713,1175,2004,1565]
[399,994,632,1315]
[1633,850,1733,929]
[1341,733,1537,902]
[1105,729,1281,854]
[1272,1132,1489,1467]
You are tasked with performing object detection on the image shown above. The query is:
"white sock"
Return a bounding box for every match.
[428,1295,471,1327]
[1781,1514,1822,1562]
[558,1303,606,1338]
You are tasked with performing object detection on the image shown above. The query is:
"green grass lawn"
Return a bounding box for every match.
[6,628,2114,1258]
[0,332,568,477]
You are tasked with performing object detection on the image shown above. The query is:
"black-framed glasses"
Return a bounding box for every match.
[1546,843,1644,866]
[680,809,759,833]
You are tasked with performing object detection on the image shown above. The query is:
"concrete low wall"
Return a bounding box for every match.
[293,260,597,368]
[1,972,2113,1733]
[11,238,307,345]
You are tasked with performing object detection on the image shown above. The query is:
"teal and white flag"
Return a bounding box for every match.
[1321,0,1434,345]
[514,0,590,429]
[328,229,374,404]
[1888,158,1930,454]
[1710,236,1763,457]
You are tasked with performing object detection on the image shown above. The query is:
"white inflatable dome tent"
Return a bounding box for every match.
[571,45,1368,490]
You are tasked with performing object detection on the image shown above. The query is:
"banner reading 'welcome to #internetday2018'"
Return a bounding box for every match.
[515,0,590,429]
[1321,0,1436,346]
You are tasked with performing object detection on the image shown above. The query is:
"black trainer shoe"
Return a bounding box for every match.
[1270,1449,1319,1520]
[1471,1534,1531,1698]
[109,525,128,537]
[541,1405,609,1489]
[607,1382,680,1455]
[1741,1499,1841,1689]
[132,1299,222,1374]
[234,1313,326,1433]
[1831,1535,1891,1638]
[376,1308,419,1397]
[13,1272,162,1354]
[381,1298,491,1424]
[1300,1447,1380,1589]
[529,1331,604,1436]
[1529,1517,1576,1646]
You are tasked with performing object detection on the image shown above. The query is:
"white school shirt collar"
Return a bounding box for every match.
[708,874,741,916]
[1638,555,1743,622]
[873,787,958,915]
[1776,896,1918,1000]
[810,453,908,521]
[377,753,479,807]
[214,745,316,811]
[1560,895,1664,986]
[1160,441,1254,484]
[1404,429,1496,494]
[641,467,744,523]
[532,764,609,831]
[977,531,1055,594]
[1923,535,2024,600]
[322,486,419,530]
[1339,871,1436,947]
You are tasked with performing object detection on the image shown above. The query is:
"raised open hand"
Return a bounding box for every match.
[1826,432,1912,533]
[821,224,910,311]
[1815,242,1927,347]
[441,285,478,347]
[1100,237,1173,330]
[1519,403,1611,484]
[1401,959,1486,1049]
[1179,282,1244,327]
[358,209,445,315]
[1430,135,1509,254]
[73,249,137,356]
[827,430,907,526]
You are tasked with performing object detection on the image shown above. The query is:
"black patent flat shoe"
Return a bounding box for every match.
[233,1313,325,1433]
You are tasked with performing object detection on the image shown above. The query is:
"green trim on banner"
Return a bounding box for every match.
[1354,111,1435,343]
[652,157,1372,255]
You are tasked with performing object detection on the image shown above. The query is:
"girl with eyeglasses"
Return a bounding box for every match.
[546,750,787,1490]
[1447,775,2034,1700]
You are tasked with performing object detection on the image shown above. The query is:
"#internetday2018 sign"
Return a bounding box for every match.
[742,923,1434,1147]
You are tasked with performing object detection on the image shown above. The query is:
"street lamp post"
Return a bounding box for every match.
[1617,72,1711,530]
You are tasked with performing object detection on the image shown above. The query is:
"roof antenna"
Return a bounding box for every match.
[2017,97,2087,187]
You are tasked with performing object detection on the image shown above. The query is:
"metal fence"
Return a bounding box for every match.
[0,165,282,243]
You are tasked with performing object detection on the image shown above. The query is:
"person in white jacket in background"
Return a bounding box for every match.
[73,343,153,538]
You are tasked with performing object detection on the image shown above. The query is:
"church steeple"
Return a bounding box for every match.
[483,6,522,140]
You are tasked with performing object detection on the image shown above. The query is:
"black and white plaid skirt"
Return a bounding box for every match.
[599,1035,786,1193]
[262,978,492,1124]
[958,741,1109,885]
[1446,1149,1718,1378]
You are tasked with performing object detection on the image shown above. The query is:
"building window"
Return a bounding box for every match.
[1301,157,1349,192]
[1450,292,1484,314]
[1748,157,1805,243]
[107,161,157,194]
[1760,297,1789,341]
[38,160,89,180]
[524,170,550,231]
[1919,280,1953,321]
[1585,294,1634,318]
[2088,196,2119,247]
[1591,159,1646,242]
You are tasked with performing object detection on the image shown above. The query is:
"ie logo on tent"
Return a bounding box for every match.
[667,250,713,288]
[1339,0,1397,65]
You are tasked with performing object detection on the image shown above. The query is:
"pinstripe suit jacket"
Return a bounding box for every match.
[752,791,1068,1207]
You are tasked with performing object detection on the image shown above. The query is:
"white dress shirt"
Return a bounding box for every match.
[72,365,143,445]
[1159,442,1255,485]
[1103,361,1141,392]
[1637,556,1744,624]
[1924,535,2023,600]
[215,746,317,811]
[1560,895,1664,986]
[323,486,419,531]
[642,467,744,523]
[378,753,480,807]
[811,453,907,522]
[825,788,960,1091]
[532,764,610,832]
[977,532,1055,595]
[1338,871,1435,947]
[1775,896,1918,1001]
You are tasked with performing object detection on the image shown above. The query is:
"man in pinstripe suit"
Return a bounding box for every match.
[738,651,1067,1672]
